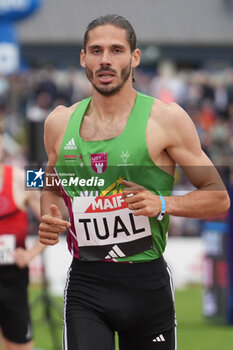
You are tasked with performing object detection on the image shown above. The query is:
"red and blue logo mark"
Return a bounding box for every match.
[26,167,45,188]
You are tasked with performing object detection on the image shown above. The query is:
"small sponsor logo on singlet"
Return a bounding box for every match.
[121,150,130,163]
[64,154,78,159]
[91,153,107,174]
[117,150,134,166]
[64,138,77,150]
[64,153,83,163]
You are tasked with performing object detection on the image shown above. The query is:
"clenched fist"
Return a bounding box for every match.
[122,180,163,217]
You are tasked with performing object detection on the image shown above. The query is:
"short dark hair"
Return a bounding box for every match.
[83,14,137,53]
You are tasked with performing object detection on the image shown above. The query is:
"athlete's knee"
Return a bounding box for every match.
[1,336,33,350]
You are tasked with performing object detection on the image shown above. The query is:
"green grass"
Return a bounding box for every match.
[175,286,233,350]
[29,285,63,350]
[1,285,233,350]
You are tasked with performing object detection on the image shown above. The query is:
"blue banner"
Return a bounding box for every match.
[0,0,41,21]
[0,0,42,74]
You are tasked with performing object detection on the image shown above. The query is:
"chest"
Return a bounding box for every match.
[80,116,128,141]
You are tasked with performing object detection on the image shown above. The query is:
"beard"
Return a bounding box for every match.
[85,62,132,96]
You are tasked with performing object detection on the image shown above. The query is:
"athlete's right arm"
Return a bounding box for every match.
[39,107,71,245]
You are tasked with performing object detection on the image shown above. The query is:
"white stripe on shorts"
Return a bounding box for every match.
[63,267,72,350]
[166,265,178,350]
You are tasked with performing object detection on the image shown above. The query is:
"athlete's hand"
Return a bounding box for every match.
[39,205,71,245]
[12,248,31,269]
[121,180,163,217]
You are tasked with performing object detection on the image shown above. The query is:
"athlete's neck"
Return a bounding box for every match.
[90,86,137,123]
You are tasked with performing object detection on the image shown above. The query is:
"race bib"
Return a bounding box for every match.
[0,235,16,265]
[72,194,153,261]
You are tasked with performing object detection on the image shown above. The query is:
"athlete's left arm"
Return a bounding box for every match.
[162,103,230,218]
[123,104,230,219]
[13,240,46,268]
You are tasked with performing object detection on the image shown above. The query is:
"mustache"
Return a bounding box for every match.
[95,67,117,75]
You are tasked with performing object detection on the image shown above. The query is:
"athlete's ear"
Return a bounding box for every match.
[80,49,86,68]
[131,48,140,69]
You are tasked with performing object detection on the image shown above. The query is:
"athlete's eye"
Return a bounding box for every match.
[92,49,101,54]
[113,48,122,54]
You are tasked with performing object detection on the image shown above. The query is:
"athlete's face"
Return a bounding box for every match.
[80,25,140,96]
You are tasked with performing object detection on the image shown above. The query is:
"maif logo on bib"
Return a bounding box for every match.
[91,153,107,174]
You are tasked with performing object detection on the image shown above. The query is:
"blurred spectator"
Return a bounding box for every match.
[213,79,228,116]
[149,61,187,105]
[196,99,216,132]
[26,89,53,122]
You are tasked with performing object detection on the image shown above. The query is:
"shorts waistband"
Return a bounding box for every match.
[70,256,167,277]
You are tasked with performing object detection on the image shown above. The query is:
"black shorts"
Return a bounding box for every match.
[63,256,177,350]
[0,265,33,344]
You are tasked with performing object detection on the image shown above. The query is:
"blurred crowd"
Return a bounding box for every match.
[0,60,232,236]
[137,61,233,168]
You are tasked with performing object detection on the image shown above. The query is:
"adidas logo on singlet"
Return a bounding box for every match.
[64,138,77,150]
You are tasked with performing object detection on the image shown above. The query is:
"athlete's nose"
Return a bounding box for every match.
[100,49,112,66]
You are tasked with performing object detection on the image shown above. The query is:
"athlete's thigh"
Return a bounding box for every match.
[64,262,115,350]
[119,327,177,350]
[64,315,115,350]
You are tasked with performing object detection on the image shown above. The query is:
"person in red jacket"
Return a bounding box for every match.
[0,128,45,350]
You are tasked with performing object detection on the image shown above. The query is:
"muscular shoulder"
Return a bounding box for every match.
[44,103,79,159]
[150,99,197,147]
[45,103,79,132]
[150,99,189,126]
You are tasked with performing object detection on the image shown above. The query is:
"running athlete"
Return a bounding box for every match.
[0,129,45,350]
[39,15,230,350]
